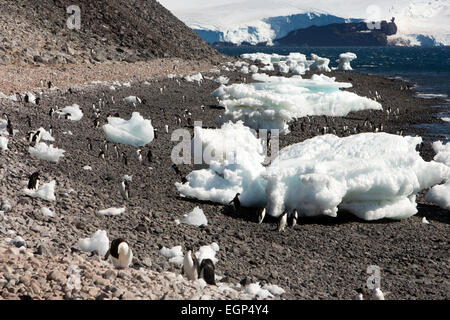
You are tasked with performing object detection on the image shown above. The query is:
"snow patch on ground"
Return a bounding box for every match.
[103,112,155,147]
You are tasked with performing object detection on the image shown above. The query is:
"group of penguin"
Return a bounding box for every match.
[229,193,298,232]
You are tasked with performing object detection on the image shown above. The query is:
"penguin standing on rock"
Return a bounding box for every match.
[119,180,130,200]
[146,149,153,163]
[30,130,42,146]
[135,149,143,163]
[120,152,128,167]
[229,193,241,212]
[288,209,298,228]
[257,207,266,224]
[28,171,40,190]
[277,210,288,232]
[182,249,199,281]
[198,259,216,285]
[104,238,133,269]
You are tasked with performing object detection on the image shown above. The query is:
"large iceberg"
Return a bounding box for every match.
[213,73,382,133]
[176,121,266,207]
[264,133,450,220]
[102,112,155,147]
[177,125,450,221]
[425,141,450,210]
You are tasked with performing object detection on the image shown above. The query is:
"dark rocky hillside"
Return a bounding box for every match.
[0,0,223,66]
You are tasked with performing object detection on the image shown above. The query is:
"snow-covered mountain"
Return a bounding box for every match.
[159,0,449,46]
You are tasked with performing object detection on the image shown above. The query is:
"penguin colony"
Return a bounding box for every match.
[0,71,403,299]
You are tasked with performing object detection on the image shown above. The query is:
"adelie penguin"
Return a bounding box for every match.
[257,207,266,224]
[146,149,152,163]
[86,138,93,151]
[104,238,133,269]
[119,180,130,200]
[181,249,199,281]
[120,152,128,166]
[277,210,288,232]
[28,171,40,190]
[229,193,241,212]
[135,149,143,163]
[198,259,216,285]
[30,130,42,146]
[288,209,298,228]
[98,149,106,160]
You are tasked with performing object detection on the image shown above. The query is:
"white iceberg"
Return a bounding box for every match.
[102,112,155,147]
[28,142,65,163]
[425,141,450,210]
[213,73,382,133]
[337,52,357,71]
[23,180,56,202]
[176,121,266,207]
[55,104,83,121]
[264,133,450,220]
[183,206,208,226]
[78,230,110,257]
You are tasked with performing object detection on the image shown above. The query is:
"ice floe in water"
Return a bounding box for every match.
[102,112,154,147]
[78,230,109,257]
[176,121,266,207]
[213,73,382,133]
[55,104,83,121]
[336,52,357,71]
[425,141,450,210]
[177,125,450,221]
[23,180,56,202]
[183,206,208,226]
[28,142,65,163]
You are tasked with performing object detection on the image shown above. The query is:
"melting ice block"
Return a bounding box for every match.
[0,136,8,151]
[176,121,266,207]
[55,104,83,121]
[425,141,450,210]
[78,230,110,257]
[28,142,65,163]
[265,133,450,220]
[337,52,357,71]
[102,112,154,147]
[309,54,331,72]
[213,73,382,133]
[183,207,208,226]
[23,180,57,202]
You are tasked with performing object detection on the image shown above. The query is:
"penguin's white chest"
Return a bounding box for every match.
[111,243,133,269]
[183,253,198,281]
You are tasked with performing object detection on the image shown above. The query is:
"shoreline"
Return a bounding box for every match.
[0,60,449,300]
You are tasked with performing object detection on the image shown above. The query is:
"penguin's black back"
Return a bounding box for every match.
[110,238,127,259]
[199,259,216,285]
[28,172,39,189]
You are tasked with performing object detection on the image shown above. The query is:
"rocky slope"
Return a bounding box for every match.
[0,0,223,66]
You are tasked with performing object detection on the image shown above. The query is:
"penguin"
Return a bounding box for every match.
[49,108,54,117]
[104,238,133,269]
[48,125,53,136]
[154,128,158,139]
[354,288,365,300]
[64,113,72,120]
[86,138,93,151]
[171,164,181,176]
[229,193,241,212]
[257,207,266,224]
[30,130,42,146]
[371,288,385,300]
[98,149,105,160]
[288,209,298,228]
[102,140,108,152]
[114,145,119,159]
[135,149,143,163]
[48,81,52,89]
[6,119,13,136]
[187,118,192,127]
[198,259,216,285]
[119,180,130,200]
[181,249,199,281]
[93,118,99,128]
[146,149,152,163]
[165,125,169,134]
[121,152,128,166]
[28,171,40,190]
[26,116,32,128]
[24,94,29,103]
[35,97,40,105]
[277,210,288,232]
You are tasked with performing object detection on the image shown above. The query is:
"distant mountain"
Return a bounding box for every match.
[275,20,397,47]
[159,0,449,47]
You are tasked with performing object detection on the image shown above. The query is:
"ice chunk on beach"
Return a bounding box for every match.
[55,104,83,121]
[262,284,285,296]
[184,73,203,83]
[425,141,450,210]
[123,96,141,104]
[245,283,273,299]
[0,136,8,151]
[160,245,184,266]
[337,52,357,71]
[215,76,230,85]
[183,206,208,226]
[265,133,450,220]
[98,207,126,216]
[309,54,331,72]
[213,73,381,133]
[195,243,219,265]
[28,142,65,163]
[23,180,56,201]
[102,112,154,147]
[176,121,266,207]
[41,207,55,217]
[78,230,109,257]
[242,52,309,75]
